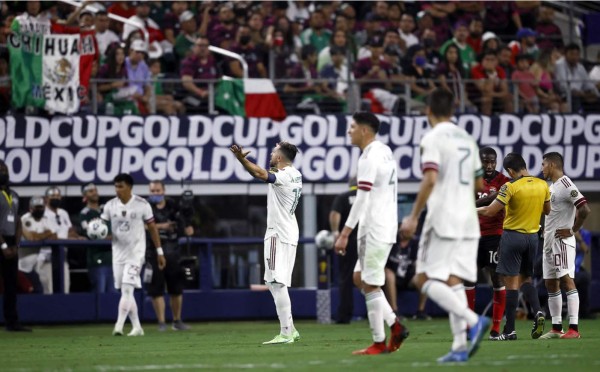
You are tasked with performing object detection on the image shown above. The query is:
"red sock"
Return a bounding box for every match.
[492,288,506,333]
[465,287,476,311]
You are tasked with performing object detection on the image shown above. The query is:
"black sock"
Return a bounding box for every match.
[569,324,579,332]
[520,282,542,314]
[504,290,519,333]
[552,323,563,332]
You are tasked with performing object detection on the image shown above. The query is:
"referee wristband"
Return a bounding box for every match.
[1,243,7,250]
[156,247,164,256]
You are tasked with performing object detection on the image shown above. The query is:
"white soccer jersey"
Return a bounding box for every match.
[420,122,482,239]
[44,208,72,239]
[264,166,303,244]
[20,213,56,273]
[545,175,587,247]
[355,141,398,243]
[101,195,154,264]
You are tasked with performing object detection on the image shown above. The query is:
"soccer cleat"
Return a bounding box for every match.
[468,316,491,357]
[292,329,301,342]
[539,329,564,339]
[262,334,294,345]
[158,323,167,332]
[172,320,191,331]
[489,330,500,340]
[352,341,388,355]
[495,331,517,341]
[112,328,123,336]
[560,329,581,339]
[388,318,409,352]
[437,350,468,363]
[531,311,545,339]
[127,328,145,336]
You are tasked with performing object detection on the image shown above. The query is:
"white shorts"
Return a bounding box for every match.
[416,226,478,283]
[113,262,143,289]
[353,234,393,287]
[542,238,575,280]
[264,235,297,287]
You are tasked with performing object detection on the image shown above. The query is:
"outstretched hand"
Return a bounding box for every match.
[230,144,251,160]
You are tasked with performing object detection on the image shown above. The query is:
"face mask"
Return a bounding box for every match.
[0,173,8,185]
[49,199,61,209]
[148,195,165,204]
[415,56,427,67]
[32,210,44,219]
[423,38,435,48]
[239,35,251,45]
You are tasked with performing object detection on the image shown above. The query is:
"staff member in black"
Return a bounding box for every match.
[329,178,358,324]
[146,180,194,331]
[0,160,30,332]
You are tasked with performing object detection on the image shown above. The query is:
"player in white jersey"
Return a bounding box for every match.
[101,173,165,337]
[230,141,302,345]
[540,152,590,340]
[334,112,408,355]
[400,89,490,363]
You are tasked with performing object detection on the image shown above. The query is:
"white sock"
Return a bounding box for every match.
[365,290,386,343]
[381,291,398,327]
[115,284,135,330]
[269,282,293,336]
[422,280,478,327]
[128,294,142,330]
[566,289,579,326]
[548,290,562,327]
[450,285,467,352]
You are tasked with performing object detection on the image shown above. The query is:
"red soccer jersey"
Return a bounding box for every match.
[478,171,511,236]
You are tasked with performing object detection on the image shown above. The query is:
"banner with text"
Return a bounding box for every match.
[0,114,599,185]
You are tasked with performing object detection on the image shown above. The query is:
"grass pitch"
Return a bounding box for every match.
[1,318,598,371]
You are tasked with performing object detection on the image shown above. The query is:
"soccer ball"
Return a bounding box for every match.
[315,230,335,249]
[87,218,108,240]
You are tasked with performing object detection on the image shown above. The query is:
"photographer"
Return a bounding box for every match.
[146,180,194,331]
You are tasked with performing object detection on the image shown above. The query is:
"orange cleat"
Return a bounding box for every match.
[560,329,581,339]
[352,341,389,355]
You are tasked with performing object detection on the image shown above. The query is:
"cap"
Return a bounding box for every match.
[517,28,536,39]
[482,31,498,43]
[131,39,148,53]
[30,196,44,208]
[179,10,194,23]
[81,182,96,194]
[368,33,384,47]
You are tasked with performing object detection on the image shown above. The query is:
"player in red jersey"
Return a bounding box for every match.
[464,147,510,340]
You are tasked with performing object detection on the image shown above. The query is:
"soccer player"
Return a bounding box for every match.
[464,147,510,339]
[101,173,165,336]
[230,142,302,345]
[400,88,490,363]
[334,112,408,355]
[477,153,550,341]
[539,152,590,339]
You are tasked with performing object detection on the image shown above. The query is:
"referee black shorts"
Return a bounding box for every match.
[477,235,501,270]
[496,230,539,277]
[146,251,184,297]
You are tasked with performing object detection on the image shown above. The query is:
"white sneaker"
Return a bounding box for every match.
[112,328,123,336]
[127,328,145,336]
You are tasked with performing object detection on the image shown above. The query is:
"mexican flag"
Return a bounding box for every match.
[9,15,91,114]
[215,77,287,121]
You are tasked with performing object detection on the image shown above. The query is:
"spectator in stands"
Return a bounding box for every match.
[535,4,563,51]
[318,29,350,72]
[512,55,539,113]
[266,15,302,52]
[230,25,267,78]
[516,1,540,29]
[454,1,485,24]
[387,2,403,31]
[574,229,594,319]
[481,32,501,54]
[509,28,539,65]
[440,21,477,76]
[78,183,115,294]
[589,51,600,90]
[107,1,135,35]
[421,29,442,68]
[498,46,515,79]
[300,9,332,54]
[355,13,383,49]
[333,14,357,60]
[484,1,522,42]
[126,40,152,114]
[286,0,311,27]
[174,10,199,61]
[338,3,357,33]
[437,44,474,112]
[382,46,408,96]
[466,18,484,55]
[320,45,353,105]
[369,1,392,30]
[149,59,184,115]
[94,10,120,59]
[404,45,436,107]
[97,44,138,115]
[266,25,299,79]
[202,2,237,50]
[180,36,219,109]
[163,1,188,46]
[421,2,453,46]
[398,13,419,53]
[530,49,565,112]
[471,50,514,115]
[248,12,267,49]
[415,11,435,42]
[555,43,600,112]
[19,197,53,295]
[123,0,165,59]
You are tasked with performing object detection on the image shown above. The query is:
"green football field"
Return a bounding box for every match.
[1,318,598,371]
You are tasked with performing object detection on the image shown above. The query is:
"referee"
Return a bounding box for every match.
[477,153,550,341]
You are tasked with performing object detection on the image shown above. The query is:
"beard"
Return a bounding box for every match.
[269,159,277,168]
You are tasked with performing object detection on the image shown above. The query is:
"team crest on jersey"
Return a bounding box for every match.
[122,210,126,217]
[570,190,579,198]
[489,187,497,193]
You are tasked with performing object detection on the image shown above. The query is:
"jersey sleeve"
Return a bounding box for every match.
[420,134,440,173]
[100,203,110,222]
[357,154,377,191]
[567,183,587,208]
[495,182,512,205]
[143,202,155,224]
[272,171,288,186]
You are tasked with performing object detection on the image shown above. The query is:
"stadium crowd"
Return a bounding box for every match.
[1,0,600,116]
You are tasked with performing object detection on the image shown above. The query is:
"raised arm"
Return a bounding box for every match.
[230,144,269,181]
